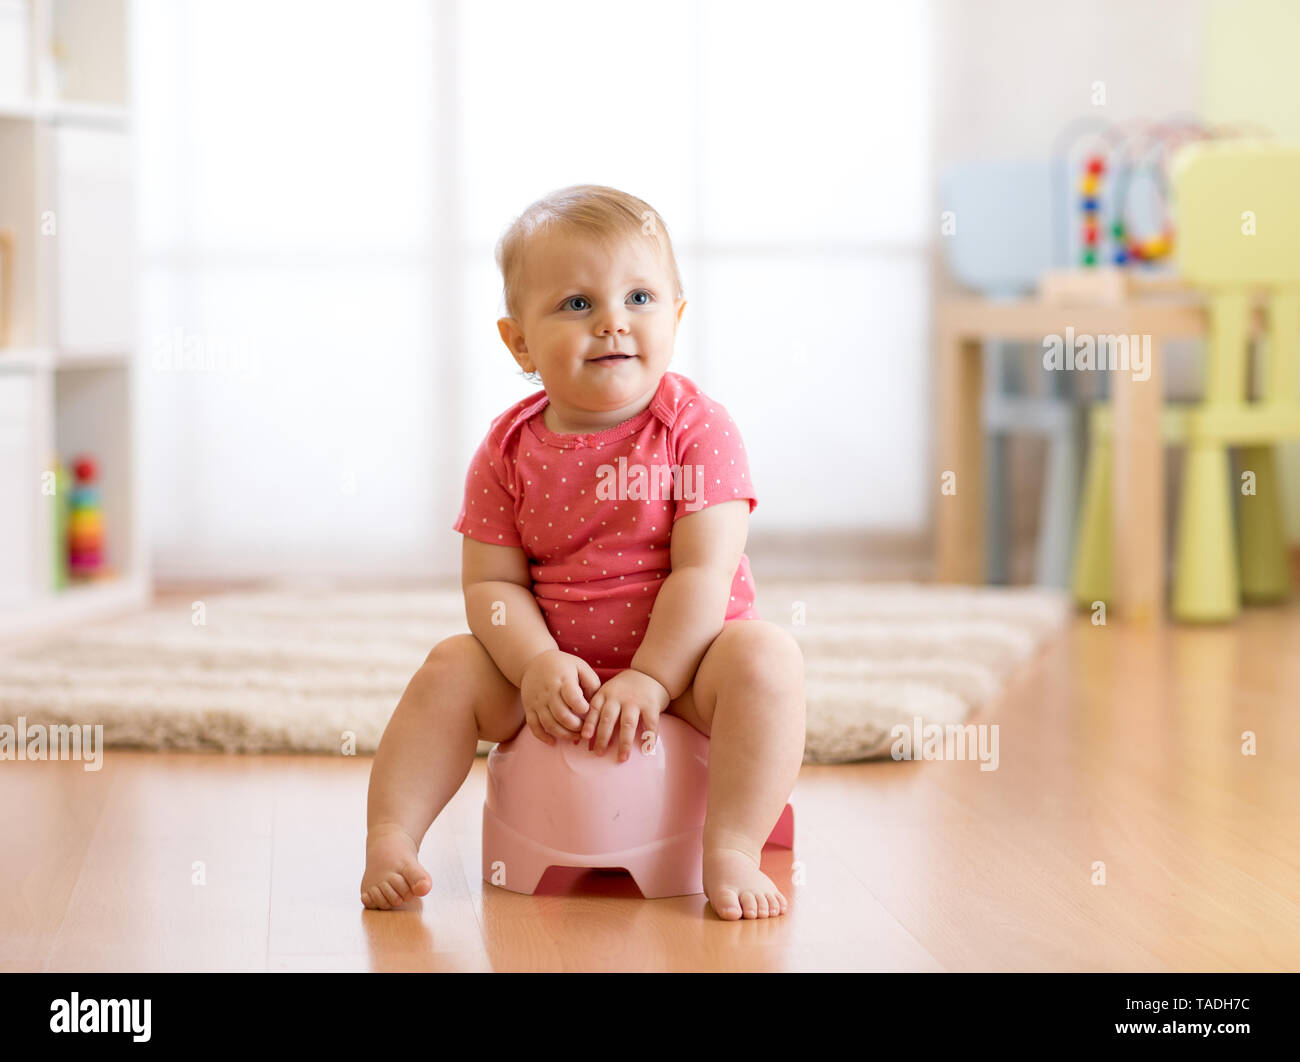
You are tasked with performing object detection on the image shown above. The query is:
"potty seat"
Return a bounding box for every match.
[482,708,794,898]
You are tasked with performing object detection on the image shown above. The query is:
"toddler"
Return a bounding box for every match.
[361,185,806,920]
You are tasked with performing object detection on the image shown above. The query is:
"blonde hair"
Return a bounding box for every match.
[494,184,684,323]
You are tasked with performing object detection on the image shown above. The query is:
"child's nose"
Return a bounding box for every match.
[597,315,629,335]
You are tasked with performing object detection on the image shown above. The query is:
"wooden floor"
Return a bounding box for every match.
[3,598,1299,972]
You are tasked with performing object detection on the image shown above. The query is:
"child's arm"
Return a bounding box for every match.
[628,499,750,700]
[461,536,560,687]
[462,536,599,743]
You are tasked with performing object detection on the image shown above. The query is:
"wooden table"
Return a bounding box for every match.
[934,295,1221,625]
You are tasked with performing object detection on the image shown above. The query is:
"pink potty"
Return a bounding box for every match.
[482,707,794,898]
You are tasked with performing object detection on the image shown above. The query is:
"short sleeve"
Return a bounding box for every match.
[452,434,523,546]
[669,397,757,522]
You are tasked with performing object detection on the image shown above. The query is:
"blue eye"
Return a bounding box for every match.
[561,290,653,312]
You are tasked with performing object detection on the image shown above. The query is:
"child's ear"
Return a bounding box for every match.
[675,299,687,327]
[498,317,534,373]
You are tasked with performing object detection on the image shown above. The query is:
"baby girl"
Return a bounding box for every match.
[361,184,806,920]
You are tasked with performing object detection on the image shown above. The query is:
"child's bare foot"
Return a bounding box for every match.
[703,840,788,920]
[361,823,432,909]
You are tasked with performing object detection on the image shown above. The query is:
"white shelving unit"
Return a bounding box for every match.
[0,0,148,641]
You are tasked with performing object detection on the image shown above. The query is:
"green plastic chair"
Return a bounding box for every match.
[1070,140,1300,621]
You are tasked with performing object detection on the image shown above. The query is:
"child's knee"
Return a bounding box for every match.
[725,621,801,681]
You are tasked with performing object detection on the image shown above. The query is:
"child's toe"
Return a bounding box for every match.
[714,887,742,920]
[400,861,431,897]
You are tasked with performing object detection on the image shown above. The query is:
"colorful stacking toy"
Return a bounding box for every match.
[67,455,105,578]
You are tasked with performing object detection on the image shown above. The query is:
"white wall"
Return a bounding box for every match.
[136,0,935,580]
[137,0,1251,582]
[932,0,1207,172]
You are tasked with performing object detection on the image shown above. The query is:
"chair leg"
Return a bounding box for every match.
[1237,445,1289,602]
[1173,442,1239,621]
[1035,411,1081,588]
[1070,429,1112,608]
[986,431,1010,585]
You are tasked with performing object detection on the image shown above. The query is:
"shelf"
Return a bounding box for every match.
[0,99,129,125]
[0,346,51,371]
[0,100,37,121]
[0,0,148,645]
[55,348,131,369]
[0,348,132,372]
[39,98,129,127]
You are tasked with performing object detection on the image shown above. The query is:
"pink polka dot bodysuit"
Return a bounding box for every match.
[453,371,759,681]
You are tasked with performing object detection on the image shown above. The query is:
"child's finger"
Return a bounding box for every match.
[594,699,621,755]
[617,707,641,763]
[559,678,589,722]
[540,705,576,740]
[552,706,584,733]
[575,659,602,698]
[581,694,605,739]
[524,708,555,746]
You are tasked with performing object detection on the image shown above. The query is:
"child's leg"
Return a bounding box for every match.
[362,634,524,909]
[664,619,805,920]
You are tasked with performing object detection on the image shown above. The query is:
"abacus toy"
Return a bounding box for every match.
[1079,155,1105,266]
[67,454,105,578]
[1079,150,1175,267]
[1061,119,1270,272]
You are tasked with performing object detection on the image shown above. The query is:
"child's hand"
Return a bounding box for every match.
[519,650,601,746]
[582,668,671,763]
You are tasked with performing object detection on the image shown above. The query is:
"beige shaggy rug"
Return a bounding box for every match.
[0,581,1071,764]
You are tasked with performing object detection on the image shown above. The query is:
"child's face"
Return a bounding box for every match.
[498,229,686,418]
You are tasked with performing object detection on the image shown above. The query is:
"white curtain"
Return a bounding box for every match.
[135,0,933,580]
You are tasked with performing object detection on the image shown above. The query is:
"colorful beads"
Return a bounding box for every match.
[1080,156,1105,268]
[1141,233,1170,258]
[1079,153,1173,268]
